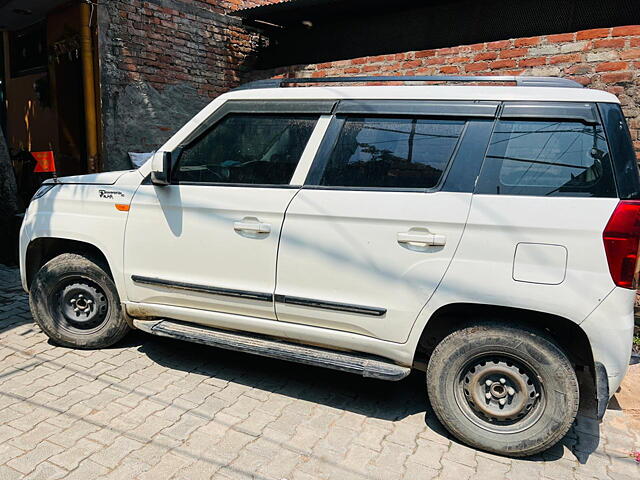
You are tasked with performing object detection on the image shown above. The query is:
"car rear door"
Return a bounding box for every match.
[442,101,622,324]
[274,100,497,343]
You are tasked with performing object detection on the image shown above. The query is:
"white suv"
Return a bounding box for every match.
[19,76,640,457]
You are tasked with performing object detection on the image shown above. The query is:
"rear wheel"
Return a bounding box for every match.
[29,253,130,349]
[426,323,579,457]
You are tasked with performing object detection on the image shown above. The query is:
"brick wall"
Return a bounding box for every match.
[261,25,640,159]
[96,1,640,171]
[97,0,267,170]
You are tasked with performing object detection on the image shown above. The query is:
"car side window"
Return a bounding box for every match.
[476,120,616,197]
[307,116,465,189]
[174,114,319,185]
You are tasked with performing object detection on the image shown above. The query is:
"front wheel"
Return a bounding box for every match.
[426,323,579,457]
[29,253,130,349]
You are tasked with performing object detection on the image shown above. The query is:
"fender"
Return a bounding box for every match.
[20,171,144,299]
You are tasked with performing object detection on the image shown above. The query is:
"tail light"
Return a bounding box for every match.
[603,200,640,289]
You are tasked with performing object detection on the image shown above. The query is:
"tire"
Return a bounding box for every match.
[426,322,579,457]
[29,253,130,349]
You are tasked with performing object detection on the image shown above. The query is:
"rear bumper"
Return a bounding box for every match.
[580,286,635,407]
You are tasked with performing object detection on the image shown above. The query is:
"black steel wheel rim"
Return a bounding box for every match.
[454,352,545,434]
[49,277,109,335]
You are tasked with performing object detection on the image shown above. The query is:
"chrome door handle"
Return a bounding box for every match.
[397,232,446,246]
[234,220,271,234]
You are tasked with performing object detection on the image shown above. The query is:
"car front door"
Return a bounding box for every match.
[274,101,497,342]
[123,101,332,321]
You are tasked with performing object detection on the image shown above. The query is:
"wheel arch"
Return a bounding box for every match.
[25,237,113,290]
[415,302,598,414]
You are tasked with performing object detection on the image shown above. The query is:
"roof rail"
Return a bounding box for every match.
[235,75,583,90]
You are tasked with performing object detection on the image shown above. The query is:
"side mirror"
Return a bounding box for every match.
[151,151,172,186]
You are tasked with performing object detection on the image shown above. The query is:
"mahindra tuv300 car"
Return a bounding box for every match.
[19,76,640,457]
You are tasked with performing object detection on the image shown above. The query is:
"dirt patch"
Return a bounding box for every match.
[615,362,640,432]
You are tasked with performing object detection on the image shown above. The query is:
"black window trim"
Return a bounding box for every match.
[179,99,336,148]
[596,102,640,200]
[335,100,500,118]
[170,100,333,187]
[499,101,599,125]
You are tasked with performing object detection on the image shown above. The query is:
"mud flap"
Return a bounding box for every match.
[594,362,610,420]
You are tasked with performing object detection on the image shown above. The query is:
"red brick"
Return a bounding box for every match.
[621,48,640,59]
[439,65,460,74]
[549,53,581,64]
[569,76,592,86]
[415,67,437,75]
[474,52,498,61]
[612,25,640,37]
[514,36,541,47]
[436,46,460,56]
[468,43,485,51]
[593,38,626,48]
[402,60,421,69]
[499,48,528,59]
[547,33,575,43]
[368,54,387,63]
[519,57,547,67]
[596,61,629,72]
[487,40,511,50]
[422,57,443,66]
[489,59,517,69]
[415,50,436,58]
[601,71,633,83]
[576,28,610,40]
[445,56,472,64]
[464,62,489,72]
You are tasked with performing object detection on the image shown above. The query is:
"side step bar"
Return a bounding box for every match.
[133,319,411,381]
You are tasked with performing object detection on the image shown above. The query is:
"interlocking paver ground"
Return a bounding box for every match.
[0,263,638,479]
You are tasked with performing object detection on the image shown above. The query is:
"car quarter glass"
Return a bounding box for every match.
[174,113,319,185]
[476,118,616,197]
[306,116,465,189]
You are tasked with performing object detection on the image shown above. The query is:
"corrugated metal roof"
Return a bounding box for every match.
[234,0,336,16]
[232,0,421,26]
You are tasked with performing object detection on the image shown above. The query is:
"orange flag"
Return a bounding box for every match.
[32,151,56,173]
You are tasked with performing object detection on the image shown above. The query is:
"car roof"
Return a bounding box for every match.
[223,85,620,104]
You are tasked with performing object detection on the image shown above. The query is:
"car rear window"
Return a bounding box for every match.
[476,119,617,197]
[306,116,465,189]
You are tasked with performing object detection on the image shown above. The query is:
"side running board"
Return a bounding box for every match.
[133,319,411,381]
